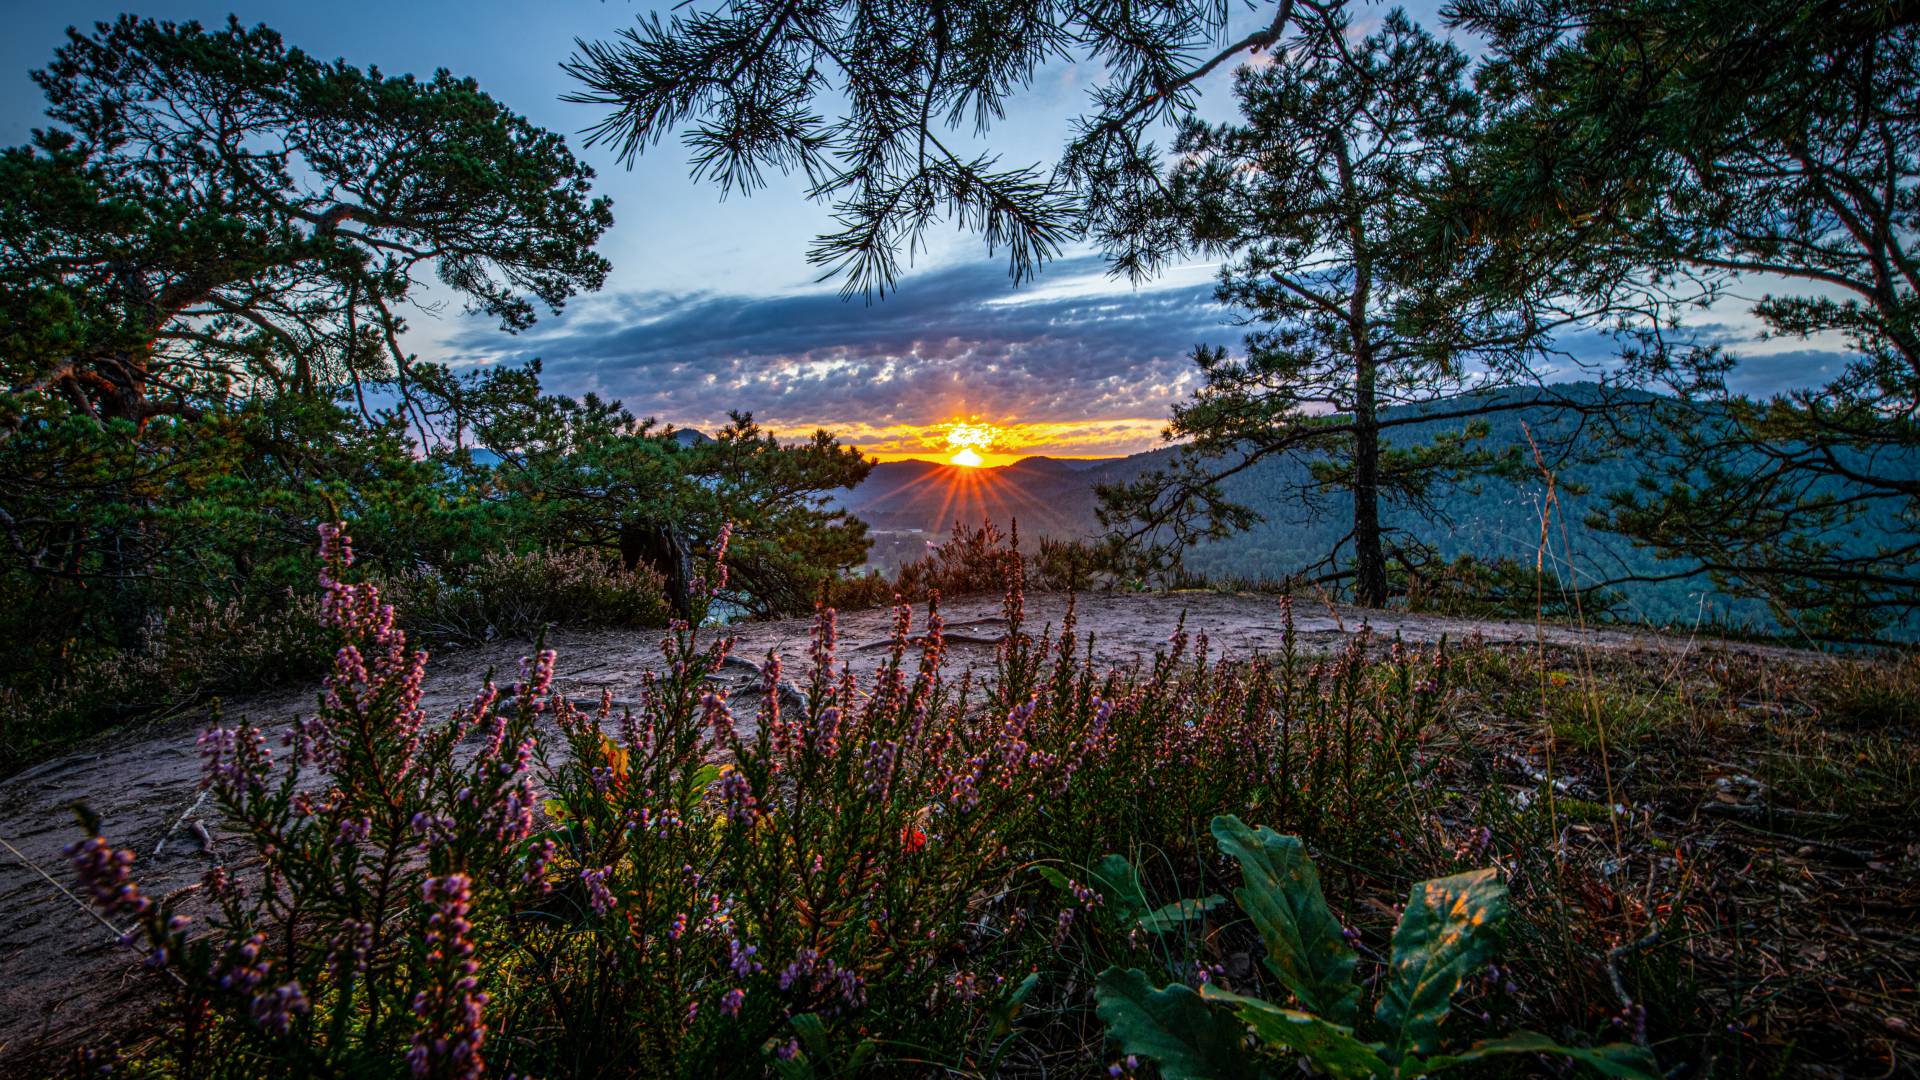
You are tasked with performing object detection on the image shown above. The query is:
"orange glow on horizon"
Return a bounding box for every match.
[944,422,1000,467]
[755,416,1171,464]
[849,440,1100,533]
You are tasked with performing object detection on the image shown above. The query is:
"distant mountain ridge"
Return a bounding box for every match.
[833,385,1787,630]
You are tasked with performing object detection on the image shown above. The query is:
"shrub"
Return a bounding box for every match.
[1038,599,1451,872]
[0,591,330,768]
[815,568,897,611]
[386,547,670,643]
[1033,536,1108,592]
[829,522,1123,611]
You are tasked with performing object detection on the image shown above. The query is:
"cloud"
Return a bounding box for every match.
[443,249,1866,460]
[444,256,1231,455]
[1725,349,1856,398]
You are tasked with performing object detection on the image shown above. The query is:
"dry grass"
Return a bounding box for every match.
[1397,642,1920,1075]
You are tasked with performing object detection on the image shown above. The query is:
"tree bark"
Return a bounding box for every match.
[1351,350,1388,608]
[619,520,694,620]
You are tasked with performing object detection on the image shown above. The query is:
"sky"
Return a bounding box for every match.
[0,0,1849,463]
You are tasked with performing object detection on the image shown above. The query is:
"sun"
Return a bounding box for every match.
[944,422,1001,468]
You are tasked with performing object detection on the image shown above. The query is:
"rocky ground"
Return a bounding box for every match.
[0,590,1824,1063]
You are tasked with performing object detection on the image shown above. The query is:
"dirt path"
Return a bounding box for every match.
[0,590,1817,1060]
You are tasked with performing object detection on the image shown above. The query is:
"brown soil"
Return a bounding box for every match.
[0,591,1818,1064]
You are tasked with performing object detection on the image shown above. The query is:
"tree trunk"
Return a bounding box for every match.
[1351,352,1388,608]
[1334,133,1388,609]
[620,520,694,620]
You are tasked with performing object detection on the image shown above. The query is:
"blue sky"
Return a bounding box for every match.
[0,1,1846,458]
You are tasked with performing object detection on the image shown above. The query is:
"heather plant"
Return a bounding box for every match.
[509,532,1121,1073]
[62,522,1119,1075]
[1094,816,1659,1079]
[891,519,1024,601]
[822,520,1038,612]
[814,568,899,612]
[67,523,554,1076]
[1037,598,1451,871]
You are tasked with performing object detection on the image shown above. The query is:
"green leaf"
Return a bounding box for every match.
[1093,968,1269,1080]
[1419,1030,1659,1078]
[986,971,1041,1040]
[1209,815,1360,1024]
[790,1012,832,1060]
[1089,853,1152,923]
[1375,869,1509,1063]
[1138,894,1227,933]
[1200,985,1391,1079]
[682,763,721,815]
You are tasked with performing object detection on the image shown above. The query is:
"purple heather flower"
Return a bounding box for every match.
[809,605,838,673]
[719,987,745,1017]
[727,935,761,978]
[202,864,243,902]
[409,874,488,1080]
[701,690,736,745]
[778,948,820,992]
[250,981,310,1034]
[779,945,871,1006]
[581,866,616,916]
[863,739,900,798]
[198,724,272,793]
[715,767,759,825]
[523,839,557,895]
[1052,907,1075,946]
[66,836,150,917]
[317,522,353,568]
[410,811,456,849]
[214,933,271,994]
[335,816,372,846]
[517,649,557,712]
[711,522,734,589]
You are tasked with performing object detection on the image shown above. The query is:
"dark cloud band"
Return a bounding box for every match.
[445,256,1228,441]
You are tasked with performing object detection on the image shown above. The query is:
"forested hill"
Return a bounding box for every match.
[839,384,1908,633]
